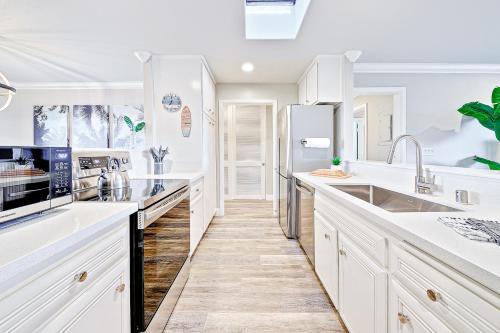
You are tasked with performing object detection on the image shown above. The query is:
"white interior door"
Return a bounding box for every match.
[224,104,266,200]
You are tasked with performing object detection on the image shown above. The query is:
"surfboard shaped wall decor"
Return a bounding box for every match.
[181,106,192,137]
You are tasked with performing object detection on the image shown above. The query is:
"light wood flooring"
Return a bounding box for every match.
[163,200,346,333]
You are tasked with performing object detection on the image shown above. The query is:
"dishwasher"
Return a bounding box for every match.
[295,178,315,266]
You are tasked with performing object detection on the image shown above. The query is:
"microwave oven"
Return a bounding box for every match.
[0,146,73,224]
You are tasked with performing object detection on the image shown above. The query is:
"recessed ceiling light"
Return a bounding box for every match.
[241,62,255,73]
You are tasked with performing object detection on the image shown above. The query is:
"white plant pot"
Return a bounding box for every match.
[330,165,342,171]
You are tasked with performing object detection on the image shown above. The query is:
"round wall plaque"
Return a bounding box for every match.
[162,93,182,112]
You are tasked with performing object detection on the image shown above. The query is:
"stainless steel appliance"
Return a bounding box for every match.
[277,105,334,238]
[295,179,315,265]
[0,146,72,224]
[72,151,190,333]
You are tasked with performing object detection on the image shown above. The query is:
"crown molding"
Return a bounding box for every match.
[353,63,500,74]
[11,81,143,90]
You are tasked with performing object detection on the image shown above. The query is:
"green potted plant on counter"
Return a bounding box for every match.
[331,156,342,171]
[458,87,500,170]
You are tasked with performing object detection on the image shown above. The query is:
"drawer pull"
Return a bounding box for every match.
[397,312,410,324]
[191,210,195,214]
[196,189,200,192]
[74,271,88,283]
[426,289,440,302]
[339,249,346,256]
[116,283,126,293]
[324,233,330,240]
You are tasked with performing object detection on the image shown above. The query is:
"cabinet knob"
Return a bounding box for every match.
[74,271,88,283]
[191,210,195,214]
[339,249,346,256]
[116,283,126,293]
[426,289,440,302]
[324,233,330,240]
[397,312,410,324]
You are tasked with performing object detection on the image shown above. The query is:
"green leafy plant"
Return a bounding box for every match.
[332,156,342,166]
[124,116,146,132]
[458,87,500,170]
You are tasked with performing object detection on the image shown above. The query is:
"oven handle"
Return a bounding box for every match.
[8,187,50,197]
[143,188,190,228]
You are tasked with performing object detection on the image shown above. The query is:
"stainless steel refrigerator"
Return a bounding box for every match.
[277,104,334,238]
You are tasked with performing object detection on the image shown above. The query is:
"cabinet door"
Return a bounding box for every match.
[389,279,453,333]
[314,211,339,307]
[298,78,307,105]
[190,193,204,254]
[338,232,387,333]
[306,62,318,104]
[44,259,130,333]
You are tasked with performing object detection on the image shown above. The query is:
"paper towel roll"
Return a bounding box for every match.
[301,138,331,148]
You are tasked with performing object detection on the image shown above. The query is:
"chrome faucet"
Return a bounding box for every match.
[387,134,436,194]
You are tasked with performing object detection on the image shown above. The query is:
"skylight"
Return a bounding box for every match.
[246,0,296,5]
[245,0,311,40]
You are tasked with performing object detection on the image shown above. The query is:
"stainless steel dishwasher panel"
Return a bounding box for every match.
[295,179,315,266]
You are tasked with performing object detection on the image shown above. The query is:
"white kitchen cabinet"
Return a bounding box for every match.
[388,278,452,333]
[44,259,130,333]
[0,219,130,333]
[190,181,204,255]
[305,62,318,104]
[298,55,344,105]
[298,76,307,105]
[338,232,387,333]
[314,211,339,307]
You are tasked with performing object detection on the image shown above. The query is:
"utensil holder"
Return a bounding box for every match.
[154,162,164,175]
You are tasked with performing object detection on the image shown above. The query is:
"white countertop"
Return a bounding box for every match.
[130,171,204,184]
[0,202,138,293]
[294,172,500,294]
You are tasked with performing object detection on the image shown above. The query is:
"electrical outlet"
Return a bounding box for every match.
[422,147,434,156]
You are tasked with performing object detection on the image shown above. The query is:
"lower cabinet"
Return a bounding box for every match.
[190,190,205,255]
[314,211,339,307]
[338,232,387,333]
[388,278,452,333]
[43,259,130,333]
[0,218,130,333]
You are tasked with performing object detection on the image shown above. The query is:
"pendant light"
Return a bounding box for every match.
[0,72,16,112]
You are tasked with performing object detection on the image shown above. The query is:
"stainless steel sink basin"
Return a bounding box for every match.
[330,184,462,213]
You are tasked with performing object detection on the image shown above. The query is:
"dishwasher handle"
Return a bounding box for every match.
[295,183,314,196]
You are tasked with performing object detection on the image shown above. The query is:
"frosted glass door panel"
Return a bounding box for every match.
[234,107,262,161]
[236,166,262,196]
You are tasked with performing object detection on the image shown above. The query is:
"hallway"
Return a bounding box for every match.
[164,200,346,332]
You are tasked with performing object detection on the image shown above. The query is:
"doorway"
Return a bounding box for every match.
[353,87,407,163]
[218,100,278,216]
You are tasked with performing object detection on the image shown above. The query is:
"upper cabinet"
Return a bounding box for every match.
[298,55,344,105]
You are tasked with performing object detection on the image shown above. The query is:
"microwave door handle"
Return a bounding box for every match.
[143,190,190,228]
[8,187,50,197]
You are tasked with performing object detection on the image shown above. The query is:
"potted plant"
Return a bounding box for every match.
[331,156,342,171]
[457,87,500,170]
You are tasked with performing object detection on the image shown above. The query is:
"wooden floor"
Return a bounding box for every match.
[163,200,346,333]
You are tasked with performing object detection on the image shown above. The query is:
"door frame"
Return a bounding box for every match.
[218,99,278,217]
[353,87,407,163]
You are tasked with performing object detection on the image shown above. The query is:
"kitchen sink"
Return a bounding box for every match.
[330,184,462,213]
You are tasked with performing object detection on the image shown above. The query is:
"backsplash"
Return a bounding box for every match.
[344,160,500,208]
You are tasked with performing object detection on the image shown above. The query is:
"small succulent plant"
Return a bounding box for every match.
[332,156,342,166]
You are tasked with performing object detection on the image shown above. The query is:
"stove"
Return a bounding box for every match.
[71,151,191,333]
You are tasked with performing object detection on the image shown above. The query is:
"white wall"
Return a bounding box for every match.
[0,87,143,147]
[354,95,394,161]
[217,83,297,111]
[354,73,500,168]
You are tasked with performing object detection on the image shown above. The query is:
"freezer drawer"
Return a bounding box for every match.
[296,179,315,265]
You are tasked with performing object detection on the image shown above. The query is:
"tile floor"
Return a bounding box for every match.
[163,200,347,332]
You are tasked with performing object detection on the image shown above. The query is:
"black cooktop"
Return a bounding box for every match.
[74,178,189,209]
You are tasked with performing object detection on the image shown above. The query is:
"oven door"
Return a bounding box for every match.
[131,186,190,333]
[0,147,51,224]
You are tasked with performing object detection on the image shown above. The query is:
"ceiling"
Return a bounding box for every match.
[1,0,499,83]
